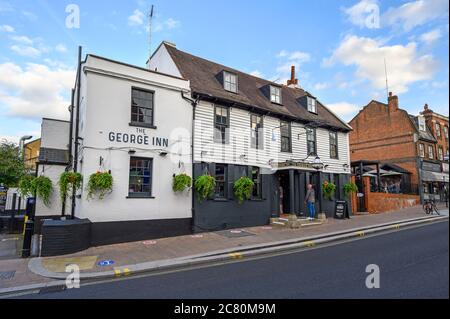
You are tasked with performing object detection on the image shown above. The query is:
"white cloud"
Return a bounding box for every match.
[10,45,41,57]
[55,43,67,53]
[314,82,329,90]
[0,24,14,32]
[324,35,438,94]
[249,70,263,78]
[419,28,442,45]
[22,10,37,21]
[10,35,33,45]
[275,50,310,75]
[343,0,379,28]
[165,18,179,29]
[383,0,449,31]
[325,102,360,121]
[128,9,145,26]
[0,62,75,120]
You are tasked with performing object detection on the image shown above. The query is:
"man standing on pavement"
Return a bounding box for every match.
[304,184,316,220]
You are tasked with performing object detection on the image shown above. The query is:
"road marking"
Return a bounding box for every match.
[123,268,131,276]
[229,252,243,259]
[356,231,365,237]
[303,240,315,247]
[114,269,121,277]
[392,224,400,229]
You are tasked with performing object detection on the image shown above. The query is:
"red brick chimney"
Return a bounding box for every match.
[286,65,299,87]
[388,92,398,113]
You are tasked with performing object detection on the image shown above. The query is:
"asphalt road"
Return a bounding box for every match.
[20,220,449,299]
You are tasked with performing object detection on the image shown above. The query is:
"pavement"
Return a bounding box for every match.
[14,220,450,299]
[0,204,448,296]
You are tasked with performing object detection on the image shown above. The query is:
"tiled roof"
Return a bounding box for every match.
[408,115,437,142]
[164,44,351,132]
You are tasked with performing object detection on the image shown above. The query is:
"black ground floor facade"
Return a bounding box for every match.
[192,162,352,232]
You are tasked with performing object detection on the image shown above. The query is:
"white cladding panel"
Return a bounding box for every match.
[40,119,70,150]
[194,101,350,173]
[73,56,192,223]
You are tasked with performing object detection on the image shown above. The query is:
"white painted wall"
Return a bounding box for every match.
[40,119,70,149]
[73,55,192,223]
[35,164,66,216]
[147,42,182,77]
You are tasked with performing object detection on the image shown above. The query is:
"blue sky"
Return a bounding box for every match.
[0,0,448,143]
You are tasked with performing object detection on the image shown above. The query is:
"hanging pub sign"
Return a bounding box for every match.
[277,160,315,169]
[334,200,349,219]
[107,127,169,147]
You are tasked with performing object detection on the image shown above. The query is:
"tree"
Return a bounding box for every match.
[0,139,26,187]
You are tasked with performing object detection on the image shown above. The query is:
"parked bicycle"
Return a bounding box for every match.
[423,198,440,215]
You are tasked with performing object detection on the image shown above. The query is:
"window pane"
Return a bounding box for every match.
[131,89,154,124]
[129,157,152,196]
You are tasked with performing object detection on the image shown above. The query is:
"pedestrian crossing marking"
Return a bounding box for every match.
[229,252,243,259]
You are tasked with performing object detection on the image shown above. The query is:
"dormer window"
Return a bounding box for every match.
[223,71,237,93]
[270,85,282,104]
[418,116,426,132]
[307,97,317,113]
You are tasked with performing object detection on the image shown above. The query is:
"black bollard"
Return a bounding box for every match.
[22,219,34,258]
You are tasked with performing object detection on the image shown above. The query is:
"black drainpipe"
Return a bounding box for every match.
[181,91,199,233]
[71,46,82,219]
[61,88,75,217]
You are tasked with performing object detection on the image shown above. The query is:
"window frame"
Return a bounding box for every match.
[419,143,425,158]
[250,113,264,150]
[128,156,153,198]
[280,120,292,153]
[418,116,426,132]
[444,126,449,140]
[213,105,230,144]
[214,163,227,199]
[270,85,282,104]
[251,166,262,199]
[428,145,434,159]
[307,97,317,113]
[438,146,444,161]
[329,131,339,159]
[130,87,156,129]
[306,128,317,156]
[223,71,238,93]
[435,123,441,138]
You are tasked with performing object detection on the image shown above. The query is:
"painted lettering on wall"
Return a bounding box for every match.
[108,128,168,147]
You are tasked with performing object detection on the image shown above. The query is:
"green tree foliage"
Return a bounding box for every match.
[0,140,26,187]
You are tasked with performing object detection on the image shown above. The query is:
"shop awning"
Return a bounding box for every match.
[421,170,449,183]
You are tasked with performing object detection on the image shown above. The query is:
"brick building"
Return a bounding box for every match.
[420,104,449,199]
[349,92,448,202]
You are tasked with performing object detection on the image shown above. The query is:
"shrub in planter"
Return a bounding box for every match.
[18,175,53,207]
[233,176,254,204]
[86,171,113,200]
[58,171,83,202]
[172,173,192,192]
[343,182,358,198]
[322,181,336,200]
[194,174,215,202]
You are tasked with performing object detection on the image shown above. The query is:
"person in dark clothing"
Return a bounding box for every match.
[304,184,316,220]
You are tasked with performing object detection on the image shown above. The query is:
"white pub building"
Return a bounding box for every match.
[35,42,352,255]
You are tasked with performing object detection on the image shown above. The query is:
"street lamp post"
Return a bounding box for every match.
[19,135,33,161]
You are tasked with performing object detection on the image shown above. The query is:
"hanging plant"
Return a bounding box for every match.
[172,173,192,192]
[86,171,113,200]
[194,174,216,202]
[58,172,83,202]
[18,175,35,197]
[233,176,254,204]
[322,181,336,200]
[18,175,53,207]
[32,176,53,207]
[343,182,358,198]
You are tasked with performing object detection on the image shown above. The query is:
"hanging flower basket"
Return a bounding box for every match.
[194,174,216,202]
[343,182,358,198]
[58,171,83,202]
[233,176,254,204]
[322,181,336,200]
[172,173,192,192]
[86,171,113,200]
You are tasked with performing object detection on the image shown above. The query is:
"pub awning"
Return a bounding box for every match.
[421,170,449,183]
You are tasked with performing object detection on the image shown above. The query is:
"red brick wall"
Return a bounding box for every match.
[367,192,420,213]
[422,110,449,160]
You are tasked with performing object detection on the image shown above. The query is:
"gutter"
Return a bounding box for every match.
[181,91,200,233]
[71,46,82,219]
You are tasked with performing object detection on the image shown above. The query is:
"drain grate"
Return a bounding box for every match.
[216,230,255,238]
[0,270,15,280]
[39,285,67,294]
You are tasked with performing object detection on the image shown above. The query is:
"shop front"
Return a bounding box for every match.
[420,160,449,201]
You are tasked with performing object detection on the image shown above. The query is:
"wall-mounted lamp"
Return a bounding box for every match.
[158,150,168,156]
[128,149,136,155]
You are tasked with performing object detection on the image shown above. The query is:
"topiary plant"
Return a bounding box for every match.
[233,176,254,204]
[322,181,336,200]
[58,171,83,202]
[172,173,192,192]
[343,182,358,198]
[194,174,216,202]
[86,171,113,200]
